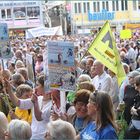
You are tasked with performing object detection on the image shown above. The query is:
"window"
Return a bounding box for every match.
[97,2,100,12]
[27,6,40,18]
[93,2,96,12]
[116,0,119,11]
[78,3,81,13]
[106,1,109,11]
[133,0,137,10]
[112,1,115,11]
[7,9,11,18]
[74,3,77,13]
[125,0,128,10]
[121,0,128,11]
[87,2,90,12]
[83,2,86,13]
[83,2,90,13]
[14,7,26,19]
[102,1,105,9]
[138,1,140,9]
[112,0,119,11]
[1,9,6,19]
[102,1,109,11]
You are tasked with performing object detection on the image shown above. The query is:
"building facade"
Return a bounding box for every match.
[69,0,140,34]
[0,1,44,36]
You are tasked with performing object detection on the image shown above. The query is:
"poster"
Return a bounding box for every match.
[0,23,12,59]
[47,41,76,91]
[0,23,9,41]
[43,50,50,92]
[26,54,35,83]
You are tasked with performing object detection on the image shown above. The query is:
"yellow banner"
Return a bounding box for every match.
[120,29,132,39]
[88,21,126,86]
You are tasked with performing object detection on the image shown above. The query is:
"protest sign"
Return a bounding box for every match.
[47,41,76,91]
[26,26,63,39]
[120,29,132,39]
[26,54,35,83]
[0,23,12,59]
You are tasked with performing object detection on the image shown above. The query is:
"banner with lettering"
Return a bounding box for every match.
[26,26,63,39]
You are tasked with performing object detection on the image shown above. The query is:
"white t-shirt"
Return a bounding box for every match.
[92,71,112,95]
[19,96,52,140]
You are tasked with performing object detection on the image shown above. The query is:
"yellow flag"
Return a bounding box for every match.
[88,21,126,86]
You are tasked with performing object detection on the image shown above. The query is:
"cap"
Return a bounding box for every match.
[128,70,140,78]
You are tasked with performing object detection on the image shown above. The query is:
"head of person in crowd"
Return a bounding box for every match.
[17,68,28,81]
[128,70,140,86]
[77,74,92,84]
[123,63,130,75]
[0,111,8,140]
[90,65,97,78]
[51,89,60,109]
[88,91,117,130]
[124,44,130,51]
[5,119,32,140]
[2,69,11,81]
[45,119,76,140]
[120,51,127,61]
[86,58,94,71]
[108,69,116,78]
[7,62,15,74]
[17,68,33,88]
[15,50,23,61]
[35,54,43,74]
[134,75,140,93]
[93,60,105,76]
[11,73,25,88]
[79,59,87,71]
[16,84,33,99]
[74,89,91,118]
[15,60,25,69]
[36,54,43,62]
[35,74,45,96]
[78,81,95,93]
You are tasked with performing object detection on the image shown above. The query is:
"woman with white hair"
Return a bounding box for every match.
[0,111,8,140]
[45,119,76,140]
[5,119,32,140]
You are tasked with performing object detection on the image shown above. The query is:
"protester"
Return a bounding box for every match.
[124,75,140,139]
[92,60,112,94]
[0,111,8,140]
[68,89,92,134]
[4,75,52,140]
[45,119,76,140]
[5,119,31,140]
[123,71,140,125]
[76,91,118,140]
[9,84,32,124]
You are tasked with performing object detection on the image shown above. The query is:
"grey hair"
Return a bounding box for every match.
[47,119,76,140]
[8,119,32,140]
[0,112,8,139]
[77,74,92,84]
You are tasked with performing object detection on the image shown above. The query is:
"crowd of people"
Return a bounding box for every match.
[0,28,140,140]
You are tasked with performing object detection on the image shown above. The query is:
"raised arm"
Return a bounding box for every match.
[31,93,43,121]
[4,79,20,107]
